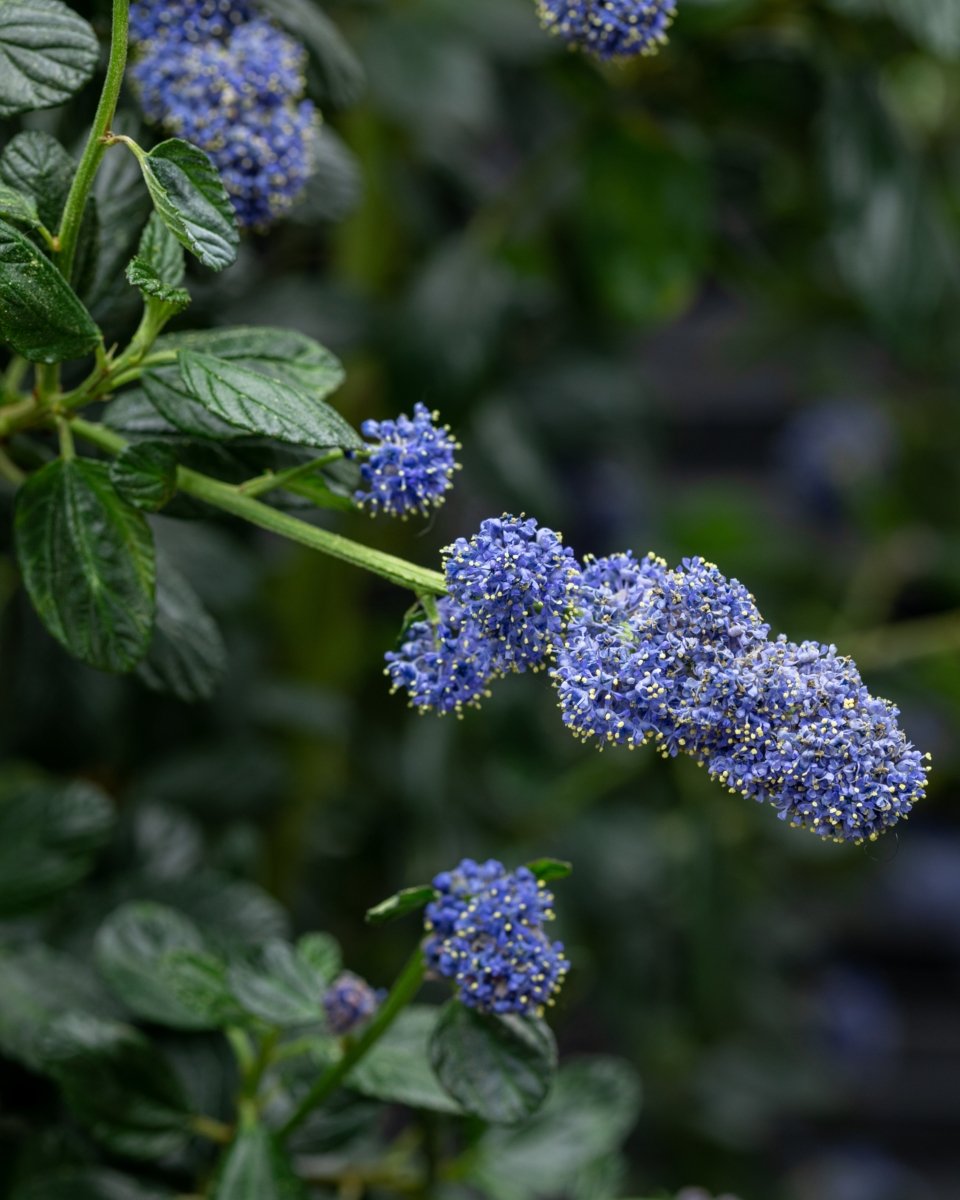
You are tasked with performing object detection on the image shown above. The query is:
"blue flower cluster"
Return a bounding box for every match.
[385,511,928,843]
[423,859,568,1016]
[386,515,581,715]
[536,0,676,61]
[553,555,928,843]
[129,1,316,228]
[323,971,380,1036]
[354,403,460,518]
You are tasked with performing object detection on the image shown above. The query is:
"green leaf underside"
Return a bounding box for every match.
[0,181,39,227]
[429,1002,557,1124]
[348,1006,463,1114]
[0,768,114,916]
[0,218,99,361]
[109,441,179,511]
[139,139,239,271]
[0,0,99,119]
[126,213,190,311]
[526,858,573,883]
[228,937,334,1027]
[95,901,232,1030]
[155,327,346,398]
[15,459,157,671]
[365,884,436,925]
[40,1014,190,1160]
[210,1121,308,1200]
[136,555,227,703]
[177,350,362,449]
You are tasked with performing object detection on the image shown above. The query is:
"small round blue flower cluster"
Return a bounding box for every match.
[536,0,676,61]
[554,556,928,843]
[354,403,460,518]
[323,971,380,1036]
[423,858,568,1016]
[129,1,317,228]
[444,516,582,672]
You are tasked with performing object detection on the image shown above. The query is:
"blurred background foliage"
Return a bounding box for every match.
[3,0,960,1196]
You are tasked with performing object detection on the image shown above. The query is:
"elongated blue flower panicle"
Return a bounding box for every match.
[130,3,317,228]
[423,859,568,1016]
[354,403,460,518]
[323,971,380,1036]
[444,515,582,672]
[384,597,500,716]
[704,638,929,844]
[536,0,676,61]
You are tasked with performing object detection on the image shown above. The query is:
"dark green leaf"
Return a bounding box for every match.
[0,767,114,915]
[95,900,231,1030]
[138,138,239,271]
[13,1168,175,1200]
[109,440,178,511]
[40,1014,190,1160]
[228,938,332,1027]
[0,0,99,118]
[178,350,361,448]
[0,130,98,294]
[296,931,341,985]
[365,884,436,925]
[0,943,122,1070]
[141,365,243,439]
[465,1058,642,1200]
[259,0,364,108]
[0,181,40,228]
[154,326,345,398]
[210,1120,308,1200]
[126,213,190,313]
[429,1001,557,1124]
[348,1006,463,1114]
[526,858,573,883]
[0,218,99,361]
[15,458,157,671]
[136,554,227,702]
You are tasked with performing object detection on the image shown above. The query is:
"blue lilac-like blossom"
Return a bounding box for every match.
[444,515,581,672]
[536,0,676,60]
[354,403,460,517]
[384,597,500,716]
[554,553,928,843]
[130,1,316,228]
[323,971,380,1036]
[423,859,568,1015]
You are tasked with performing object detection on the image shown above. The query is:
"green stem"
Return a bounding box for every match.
[56,417,75,461]
[239,450,347,498]
[0,446,26,486]
[1,356,29,402]
[190,1114,234,1145]
[58,0,130,281]
[68,418,447,596]
[278,947,426,1141]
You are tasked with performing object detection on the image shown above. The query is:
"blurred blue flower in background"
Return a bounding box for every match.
[130,1,317,227]
[536,0,676,61]
[323,970,380,1036]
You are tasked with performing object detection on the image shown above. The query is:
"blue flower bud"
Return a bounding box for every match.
[323,971,380,1036]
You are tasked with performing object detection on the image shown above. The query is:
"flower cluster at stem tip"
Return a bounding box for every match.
[353,403,460,518]
[423,859,568,1016]
[129,0,316,228]
[323,971,381,1036]
[536,0,677,61]
[386,515,929,845]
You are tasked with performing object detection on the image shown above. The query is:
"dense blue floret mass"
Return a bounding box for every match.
[443,515,581,672]
[384,597,500,716]
[423,859,568,1015]
[553,552,928,842]
[323,971,379,1036]
[130,2,316,228]
[536,0,676,60]
[354,403,460,517]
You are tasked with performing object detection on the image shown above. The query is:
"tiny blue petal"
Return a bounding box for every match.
[354,403,459,518]
[536,0,677,61]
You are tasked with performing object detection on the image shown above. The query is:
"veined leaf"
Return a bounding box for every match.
[0,218,99,361]
[210,1120,308,1200]
[126,212,190,312]
[109,441,179,512]
[0,181,40,229]
[348,1006,463,1114]
[14,458,156,671]
[0,0,99,118]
